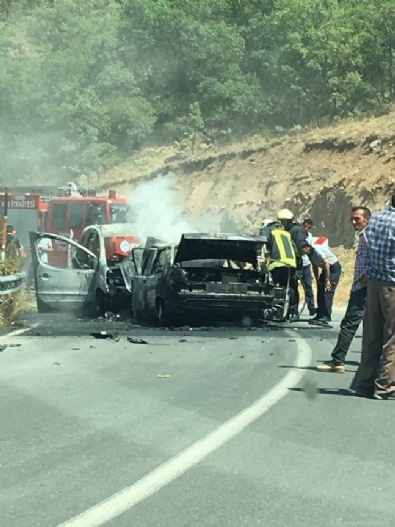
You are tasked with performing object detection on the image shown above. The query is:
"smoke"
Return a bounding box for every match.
[127,174,221,244]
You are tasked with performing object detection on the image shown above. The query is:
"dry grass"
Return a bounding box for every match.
[0,289,33,328]
[0,257,33,327]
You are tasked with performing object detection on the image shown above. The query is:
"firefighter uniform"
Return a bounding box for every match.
[260,221,297,316]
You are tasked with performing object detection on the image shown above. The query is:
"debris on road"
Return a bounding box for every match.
[90,331,119,340]
[288,339,296,342]
[229,337,237,340]
[0,343,22,352]
[53,362,60,366]
[239,355,244,358]
[157,374,170,379]
[127,337,148,345]
[72,348,80,350]
[179,338,188,343]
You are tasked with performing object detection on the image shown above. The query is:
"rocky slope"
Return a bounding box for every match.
[102,111,395,302]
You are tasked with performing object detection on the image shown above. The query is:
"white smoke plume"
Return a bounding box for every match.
[127,174,220,244]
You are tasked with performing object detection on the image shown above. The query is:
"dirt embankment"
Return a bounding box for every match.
[103,111,395,303]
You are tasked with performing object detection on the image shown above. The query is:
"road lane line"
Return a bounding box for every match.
[57,333,312,527]
[0,326,32,339]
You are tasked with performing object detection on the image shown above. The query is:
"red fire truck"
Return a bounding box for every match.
[45,189,133,266]
[0,183,135,266]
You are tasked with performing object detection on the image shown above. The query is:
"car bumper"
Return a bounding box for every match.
[176,291,287,321]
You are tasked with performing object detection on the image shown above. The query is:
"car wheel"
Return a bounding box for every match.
[94,290,107,318]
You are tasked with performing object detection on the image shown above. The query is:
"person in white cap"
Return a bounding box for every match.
[260,209,307,320]
[265,209,307,318]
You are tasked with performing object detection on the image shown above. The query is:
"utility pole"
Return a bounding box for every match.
[1,187,9,261]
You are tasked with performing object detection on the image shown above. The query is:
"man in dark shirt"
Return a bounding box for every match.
[5,225,26,259]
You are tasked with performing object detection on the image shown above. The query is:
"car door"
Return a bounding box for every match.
[145,248,171,312]
[131,248,157,314]
[30,231,98,312]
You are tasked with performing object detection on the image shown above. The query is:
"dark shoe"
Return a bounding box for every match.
[309,319,329,326]
[354,388,374,399]
[308,307,317,316]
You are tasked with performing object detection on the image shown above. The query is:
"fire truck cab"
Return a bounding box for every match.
[44,188,132,267]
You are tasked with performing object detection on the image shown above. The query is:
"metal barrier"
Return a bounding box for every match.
[0,272,25,296]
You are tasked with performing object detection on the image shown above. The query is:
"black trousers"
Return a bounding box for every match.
[271,266,298,316]
[331,287,367,364]
[301,264,315,311]
[317,262,342,320]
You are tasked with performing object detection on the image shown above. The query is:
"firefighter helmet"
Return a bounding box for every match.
[277,208,294,220]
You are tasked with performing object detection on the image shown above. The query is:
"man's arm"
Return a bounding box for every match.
[322,259,332,290]
[312,263,320,282]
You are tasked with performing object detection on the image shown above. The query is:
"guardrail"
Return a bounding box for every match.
[0,272,25,296]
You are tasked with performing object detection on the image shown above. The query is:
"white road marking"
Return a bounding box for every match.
[0,326,32,339]
[57,333,312,527]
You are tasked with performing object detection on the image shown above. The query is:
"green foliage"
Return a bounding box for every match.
[1,0,395,182]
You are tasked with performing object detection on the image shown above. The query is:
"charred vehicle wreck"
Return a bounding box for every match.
[122,233,290,326]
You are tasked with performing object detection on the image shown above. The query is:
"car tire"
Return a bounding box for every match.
[94,290,107,318]
[157,301,171,327]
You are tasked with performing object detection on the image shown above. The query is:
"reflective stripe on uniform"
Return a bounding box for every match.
[270,228,296,268]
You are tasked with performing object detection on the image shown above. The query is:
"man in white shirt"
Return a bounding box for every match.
[301,219,316,315]
[37,237,53,264]
[298,241,342,326]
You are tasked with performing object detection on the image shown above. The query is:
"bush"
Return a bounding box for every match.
[0,256,28,327]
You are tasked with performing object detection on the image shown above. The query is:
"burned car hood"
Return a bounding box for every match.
[174,233,268,265]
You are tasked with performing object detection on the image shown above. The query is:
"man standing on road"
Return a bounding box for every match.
[317,206,371,373]
[298,241,341,326]
[300,218,316,316]
[5,225,26,259]
[355,195,395,399]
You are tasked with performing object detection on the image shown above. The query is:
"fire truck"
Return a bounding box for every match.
[0,183,134,266]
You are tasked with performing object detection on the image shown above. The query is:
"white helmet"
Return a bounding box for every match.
[277,208,294,220]
[261,218,274,228]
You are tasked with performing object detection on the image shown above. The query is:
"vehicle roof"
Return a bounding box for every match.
[83,223,137,237]
[49,196,127,202]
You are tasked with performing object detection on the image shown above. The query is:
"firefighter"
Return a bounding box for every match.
[260,216,298,320]
[261,209,307,319]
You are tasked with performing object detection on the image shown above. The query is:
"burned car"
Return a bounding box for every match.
[30,224,140,315]
[122,233,289,325]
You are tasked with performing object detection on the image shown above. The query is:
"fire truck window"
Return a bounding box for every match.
[111,204,128,223]
[87,203,105,225]
[52,204,68,230]
[70,203,84,229]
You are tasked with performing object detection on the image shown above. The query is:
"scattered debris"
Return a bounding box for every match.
[229,337,237,340]
[239,355,244,358]
[53,362,60,366]
[288,339,296,342]
[157,374,170,379]
[72,348,80,351]
[179,338,188,343]
[0,343,22,352]
[127,337,148,345]
[90,331,117,340]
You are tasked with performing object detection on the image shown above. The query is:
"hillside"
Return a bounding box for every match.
[102,111,395,303]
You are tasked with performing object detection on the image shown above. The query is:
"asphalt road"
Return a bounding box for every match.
[0,310,394,527]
